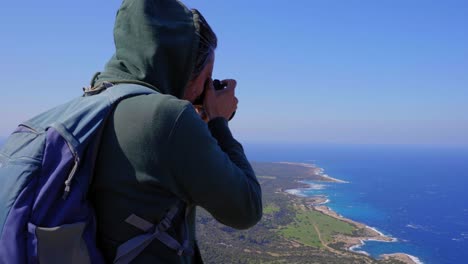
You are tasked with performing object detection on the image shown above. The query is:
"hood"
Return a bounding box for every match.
[93,0,200,98]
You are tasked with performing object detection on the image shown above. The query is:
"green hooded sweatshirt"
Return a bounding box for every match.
[91,0,262,263]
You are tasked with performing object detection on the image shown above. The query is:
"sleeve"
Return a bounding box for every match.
[167,105,262,230]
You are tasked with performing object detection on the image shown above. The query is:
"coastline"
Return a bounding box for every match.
[276,162,349,183]
[282,162,421,264]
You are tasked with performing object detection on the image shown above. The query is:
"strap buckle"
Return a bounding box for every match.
[83,81,114,96]
[158,217,172,232]
[177,248,185,256]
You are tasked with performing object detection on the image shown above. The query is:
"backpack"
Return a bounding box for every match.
[0,83,193,264]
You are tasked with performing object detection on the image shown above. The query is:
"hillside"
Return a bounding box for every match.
[196,162,407,264]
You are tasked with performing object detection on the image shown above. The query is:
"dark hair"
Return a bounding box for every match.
[191,9,217,79]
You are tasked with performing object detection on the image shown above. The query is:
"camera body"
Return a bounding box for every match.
[213,79,227,91]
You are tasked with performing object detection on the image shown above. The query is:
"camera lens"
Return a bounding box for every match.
[213,79,226,90]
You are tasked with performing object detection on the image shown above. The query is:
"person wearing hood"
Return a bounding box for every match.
[91,0,263,263]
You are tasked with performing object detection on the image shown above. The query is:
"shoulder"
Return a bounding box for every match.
[112,92,203,140]
[115,92,192,121]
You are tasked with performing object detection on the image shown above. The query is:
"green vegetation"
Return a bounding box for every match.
[197,162,407,264]
[278,208,355,248]
[263,203,280,214]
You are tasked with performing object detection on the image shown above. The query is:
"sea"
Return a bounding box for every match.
[1,138,466,263]
[245,143,468,264]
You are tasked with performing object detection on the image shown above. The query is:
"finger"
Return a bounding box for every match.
[223,79,237,91]
[231,97,238,111]
[233,100,238,112]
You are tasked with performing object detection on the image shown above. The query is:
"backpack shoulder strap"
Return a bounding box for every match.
[22,83,156,155]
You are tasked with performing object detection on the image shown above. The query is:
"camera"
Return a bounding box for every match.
[212,79,235,120]
[213,79,227,90]
[193,79,235,120]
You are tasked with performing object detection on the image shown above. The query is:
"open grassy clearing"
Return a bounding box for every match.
[278,208,355,247]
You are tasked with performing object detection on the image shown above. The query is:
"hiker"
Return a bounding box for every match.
[90,0,263,263]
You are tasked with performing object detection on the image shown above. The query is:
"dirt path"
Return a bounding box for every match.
[312,222,344,255]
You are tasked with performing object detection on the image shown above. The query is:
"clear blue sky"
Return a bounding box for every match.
[1,0,467,146]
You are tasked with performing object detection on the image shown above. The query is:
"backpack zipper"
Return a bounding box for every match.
[62,143,80,200]
[18,124,40,134]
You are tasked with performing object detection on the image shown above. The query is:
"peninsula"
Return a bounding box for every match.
[196,162,421,264]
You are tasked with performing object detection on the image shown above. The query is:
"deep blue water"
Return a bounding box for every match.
[1,139,466,263]
[245,143,468,264]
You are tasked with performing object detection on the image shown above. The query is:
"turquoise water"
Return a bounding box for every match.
[2,138,466,263]
[245,143,468,264]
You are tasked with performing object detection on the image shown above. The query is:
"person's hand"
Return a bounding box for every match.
[203,79,238,121]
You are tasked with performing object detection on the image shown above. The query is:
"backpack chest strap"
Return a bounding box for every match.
[113,201,194,264]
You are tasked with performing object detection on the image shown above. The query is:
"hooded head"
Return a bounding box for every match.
[93,0,216,99]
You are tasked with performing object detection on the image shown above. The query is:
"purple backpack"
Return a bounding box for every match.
[0,83,193,264]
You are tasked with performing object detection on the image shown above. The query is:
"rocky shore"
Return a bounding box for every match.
[284,162,421,264]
